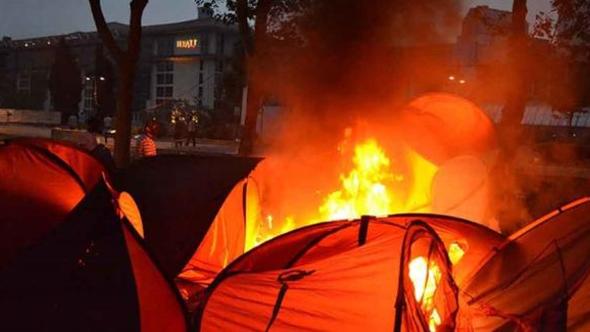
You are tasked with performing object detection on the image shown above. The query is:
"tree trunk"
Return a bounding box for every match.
[500,0,528,157]
[89,0,147,167]
[239,56,262,155]
[113,60,135,167]
[235,0,271,156]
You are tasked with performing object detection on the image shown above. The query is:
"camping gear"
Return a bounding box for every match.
[119,155,262,289]
[0,138,105,266]
[462,197,590,331]
[196,214,504,331]
[398,93,497,165]
[0,139,188,331]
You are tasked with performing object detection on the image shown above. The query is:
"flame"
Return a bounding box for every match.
[408,257,442,332]
[319,140,394,220]
[448,242,465,265]
[319,139,438,221]
[250,138,439,250]
[408,245,464,332]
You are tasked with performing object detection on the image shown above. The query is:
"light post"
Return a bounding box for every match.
[85,74,105,118]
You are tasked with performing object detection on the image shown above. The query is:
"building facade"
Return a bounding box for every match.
[0,7,241,122]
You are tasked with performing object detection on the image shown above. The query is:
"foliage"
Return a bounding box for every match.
[48,38,83,122]
[533,0,590,110]
[533,0,590,59]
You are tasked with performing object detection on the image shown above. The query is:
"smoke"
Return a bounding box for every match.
[248,0,466,228]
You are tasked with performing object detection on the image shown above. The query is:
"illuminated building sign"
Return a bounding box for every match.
[174,36,201,55]
[176,38,198,49]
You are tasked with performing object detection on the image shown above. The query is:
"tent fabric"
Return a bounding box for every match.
[395,221,459,332]
[462,197,590,331]
[197,214,504,331]
[399,93,497,165]
[178,178,252,286]
[8,137,107,188]
[0,139,105,267]
[118,154,262,279]
[0,182,188,332]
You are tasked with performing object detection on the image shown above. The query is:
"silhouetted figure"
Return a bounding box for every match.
[186,112,198,147]
[84,117,116,173]
[136,121,159,158]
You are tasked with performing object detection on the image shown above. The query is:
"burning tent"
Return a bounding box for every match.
[0,139,188,331]
[196,214,505,331]
[118,155,262,298]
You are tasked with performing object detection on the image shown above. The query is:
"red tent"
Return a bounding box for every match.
[0,139,188,331]
[197,214,504,331]
[462,198,590,330]
[119,155,262,300]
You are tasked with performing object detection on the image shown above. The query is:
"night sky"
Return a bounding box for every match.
[0,0,552,40]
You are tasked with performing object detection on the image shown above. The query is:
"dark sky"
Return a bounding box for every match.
[0,0,552,40]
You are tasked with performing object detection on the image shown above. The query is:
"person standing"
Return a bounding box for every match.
[103,115,113,145]
[186,111,198,147]
[136,121,158,158]
[81,117,116,173]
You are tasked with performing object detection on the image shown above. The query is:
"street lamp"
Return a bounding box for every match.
[85,74,106,118]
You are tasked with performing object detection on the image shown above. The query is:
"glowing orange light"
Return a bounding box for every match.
[409,256,442,332]
[176,39,198,49]
[250,139,438,250]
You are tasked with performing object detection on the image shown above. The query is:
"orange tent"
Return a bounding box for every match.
[462,198,590,330]
[197,214,504,331]
[0,139,187,331]
[119,155,262,304]
[398,93,497,164]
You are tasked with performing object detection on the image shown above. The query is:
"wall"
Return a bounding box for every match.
[0,108,60,125]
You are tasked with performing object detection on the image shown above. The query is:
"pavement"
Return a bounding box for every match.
[0,123,239,155]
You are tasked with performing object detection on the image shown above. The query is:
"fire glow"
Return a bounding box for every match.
[409,243,464,332]
[250,137,439,249]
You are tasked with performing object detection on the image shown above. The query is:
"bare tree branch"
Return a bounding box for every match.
[89,0,124,63]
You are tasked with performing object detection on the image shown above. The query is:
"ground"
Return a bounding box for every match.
[0,123,239,155]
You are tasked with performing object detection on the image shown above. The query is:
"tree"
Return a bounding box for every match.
[534,0,590,113]
[48,38,83,124]
[89,0,148,167]
[195,0,308,155]
[499,0,529,155]
[94,45,116,119]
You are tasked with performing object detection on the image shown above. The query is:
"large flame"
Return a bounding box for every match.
[409,257,442,332]
[249,138,439,249]
[408,243,464,332]
[319,139,395,220]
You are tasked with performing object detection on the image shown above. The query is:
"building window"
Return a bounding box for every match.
[216,60,224,73]
[156,60,174,72]
[156,86,173,98]
[157,73,173,85]
[17,72,31,94]
[154,60,174,105]
[83,80,95,114]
